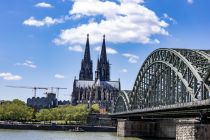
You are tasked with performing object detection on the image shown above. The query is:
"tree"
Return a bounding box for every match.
[65,106,74,124]
[1,100,90,124]
[36,109,53,123]
[12,99,25,105]
[91,104,100,113]
[0,99,34,121]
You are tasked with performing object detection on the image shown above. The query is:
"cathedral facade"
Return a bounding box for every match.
[71,34,120,112]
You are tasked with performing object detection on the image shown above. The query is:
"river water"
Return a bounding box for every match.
[0,129,146,140]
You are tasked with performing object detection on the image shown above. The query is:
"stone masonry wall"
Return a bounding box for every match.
[117,119,126,137]
[176,119,210,140]
[117,119,210,139]
[117,119,156,137]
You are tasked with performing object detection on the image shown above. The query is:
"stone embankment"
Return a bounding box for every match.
[0,123,116,132]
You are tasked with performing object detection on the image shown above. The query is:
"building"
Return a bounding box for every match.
[71,34,120,112]
[58,100,70,105]
[27,93,57,110]
[0,100,7,105]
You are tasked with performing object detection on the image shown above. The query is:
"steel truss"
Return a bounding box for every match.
[114,48,210,113]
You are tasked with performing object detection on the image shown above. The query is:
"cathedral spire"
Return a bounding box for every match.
[100,35,107,63]
[98,35,110,81]
[79,34,93,80]
[84,34,91,61]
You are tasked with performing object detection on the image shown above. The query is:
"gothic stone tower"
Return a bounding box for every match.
[97,35,110,81]
[79,34,93,80]
[71,35,120,111]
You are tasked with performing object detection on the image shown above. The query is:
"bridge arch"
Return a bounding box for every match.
[113,90,131,113]
[114,48,210,112]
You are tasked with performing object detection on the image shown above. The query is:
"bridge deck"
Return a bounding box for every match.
[112,99,210,118]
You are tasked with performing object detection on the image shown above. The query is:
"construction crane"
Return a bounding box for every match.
[48,87,67,100]
[6,85,48,97]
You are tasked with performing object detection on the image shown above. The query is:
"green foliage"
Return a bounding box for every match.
[0,99,34,121]
[36,104,90,124]
[12,99,25,105]
[0,99,90,124]
[66,104,89,124]
[91,104,100,113]
[36,109,53,122]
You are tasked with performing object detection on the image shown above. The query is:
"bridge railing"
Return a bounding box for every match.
[113,99,210,115]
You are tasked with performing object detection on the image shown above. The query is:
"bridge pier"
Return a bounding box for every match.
[117,119,210,139]
[117,119,175,138]
[117,119,156,137]
[176,119,210,140]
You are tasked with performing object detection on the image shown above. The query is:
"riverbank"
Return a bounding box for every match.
[0,123,116,132]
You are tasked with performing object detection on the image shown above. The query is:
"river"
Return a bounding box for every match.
[0,129,147,140]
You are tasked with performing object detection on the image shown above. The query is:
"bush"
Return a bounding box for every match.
[91,104,100,113]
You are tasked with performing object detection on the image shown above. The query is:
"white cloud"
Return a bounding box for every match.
[120,0,144,4]
[23,16,64,27]
[54,74,65,79]
[54,0,169,46]
[70,0,120,18]
[187,0,193,4]
[68,45,83,52]
[0,73,22,81]
[15,60,37,68]
[163,13,176,24]
[95,46,101,52]
[120,68,128,73]
[35,2,53,8]
[122,53,139,63]
[95,46,118,54]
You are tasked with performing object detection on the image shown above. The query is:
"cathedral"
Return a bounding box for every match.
[71,34,121,112]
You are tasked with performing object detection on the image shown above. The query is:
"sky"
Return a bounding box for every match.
[0,0,210,102]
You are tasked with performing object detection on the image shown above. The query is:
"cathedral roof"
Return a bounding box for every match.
[75,80,95,88]
[74,80,120,90]
[95,78,101,87]
[105,81,120,89]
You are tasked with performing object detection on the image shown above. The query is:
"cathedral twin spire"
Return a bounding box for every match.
[84,34,91,61]
[100,35,107,64]
[79,34,110,81]
[79,34,93,80]
[98,35,110,81]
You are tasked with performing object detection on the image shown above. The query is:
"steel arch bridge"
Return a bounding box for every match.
[113,48,210,117]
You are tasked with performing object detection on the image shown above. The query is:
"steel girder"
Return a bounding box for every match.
[174,49,210,79]
[114,48,210,113]
[113,90,131,113]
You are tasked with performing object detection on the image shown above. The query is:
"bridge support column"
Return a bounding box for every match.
[156,119,176,138]
[117,119,156,137]
[176,119,210,140]
[117,119,176,138]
